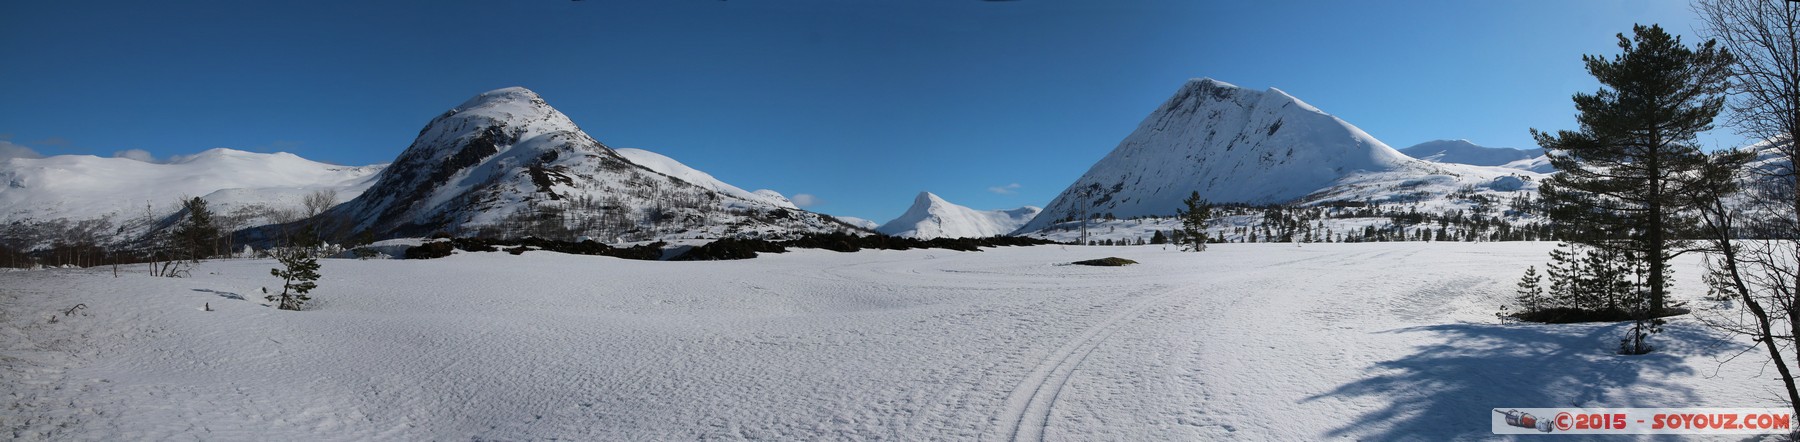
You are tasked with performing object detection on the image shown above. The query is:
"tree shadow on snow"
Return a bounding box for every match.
[192,288,244,300]
[1304,321,1736,440]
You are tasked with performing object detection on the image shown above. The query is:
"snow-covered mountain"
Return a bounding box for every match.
[877,192,1040,239]
[1398,140,1540,166]
[0,149,384,247]
[613,148,797,210]
[318,87,850,241]
[1016,78,1542,235]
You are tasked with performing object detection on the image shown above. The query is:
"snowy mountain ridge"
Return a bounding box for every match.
[613,148,797,210]
[1016,78,1544,235]
[1399,139,1552,173]
[318,86,852,241]
[0,149,385,248]
[875,192,1040,239]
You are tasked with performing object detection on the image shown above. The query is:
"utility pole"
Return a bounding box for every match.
[1074,183,1099,246]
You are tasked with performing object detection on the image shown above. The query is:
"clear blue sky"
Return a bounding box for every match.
[0,0,1724,223]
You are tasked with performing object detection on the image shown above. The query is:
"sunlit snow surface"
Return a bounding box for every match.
[1,243,1782,440]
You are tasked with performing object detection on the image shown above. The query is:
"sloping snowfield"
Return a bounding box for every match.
[1,243,1788,440]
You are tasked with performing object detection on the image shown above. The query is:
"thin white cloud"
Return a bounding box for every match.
[0,141,44,161]
[791,193,822,207]
[987,183,1022,195]
[113,149,159,163]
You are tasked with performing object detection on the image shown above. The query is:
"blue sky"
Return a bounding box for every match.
[0,0,1720,223]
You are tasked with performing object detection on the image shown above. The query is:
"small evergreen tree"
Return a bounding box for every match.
[171,197,220,261]
[1149,230,1168,245]
[1515,266,1545,312]
[1176,191,1213,252]
[1545,242,1577,304]
[269,247,319,311]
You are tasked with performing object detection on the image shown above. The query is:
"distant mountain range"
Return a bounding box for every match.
[2,87,858,249]
[0,149,383,249]
[1398,139,1552,173]
[6,79,1757,251]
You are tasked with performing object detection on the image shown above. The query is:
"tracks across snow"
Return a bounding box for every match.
[0,243,1785,440]
[989,284,1177,442]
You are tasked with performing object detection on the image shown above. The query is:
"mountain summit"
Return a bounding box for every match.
[876,192,1039,239]
[321,87,848,241]
[1016,78,1417,233]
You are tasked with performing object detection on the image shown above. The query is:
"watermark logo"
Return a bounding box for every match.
[1493,408,1792,435]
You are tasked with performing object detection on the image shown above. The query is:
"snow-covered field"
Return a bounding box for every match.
[1,243,1787,440]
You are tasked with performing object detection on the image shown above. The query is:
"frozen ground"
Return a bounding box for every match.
[1,243,1789,440]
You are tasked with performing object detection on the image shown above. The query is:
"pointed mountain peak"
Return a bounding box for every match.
[1016,77,1416,233]
[879,191,1040,239]
[1189,77,1239,89]
[321,87,849,242]
[457,86,544,109]
[913,191,947,206]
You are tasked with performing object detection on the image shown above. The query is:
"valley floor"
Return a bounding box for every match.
[1,243,1788,440]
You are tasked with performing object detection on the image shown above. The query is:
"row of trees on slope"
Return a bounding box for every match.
[1507,0,1800,419]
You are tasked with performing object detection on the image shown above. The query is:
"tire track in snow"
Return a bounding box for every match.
[989,286,1177,442]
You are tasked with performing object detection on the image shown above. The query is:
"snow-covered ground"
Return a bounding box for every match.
[1,243,1787,440]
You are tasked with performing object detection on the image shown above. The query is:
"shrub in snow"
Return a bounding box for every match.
[672,237,787,261]
[1072,257,1137,267]
[269,247,319,311]
[404,242,455,259]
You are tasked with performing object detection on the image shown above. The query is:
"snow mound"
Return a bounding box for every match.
[878,192,1040,239]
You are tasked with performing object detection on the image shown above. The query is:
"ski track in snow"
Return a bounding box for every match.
[992,283,1172,442]
[0,243,1790,440]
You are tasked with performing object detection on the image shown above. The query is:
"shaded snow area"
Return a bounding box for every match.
[2,243,1786,440]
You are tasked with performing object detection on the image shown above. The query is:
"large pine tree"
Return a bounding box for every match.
[1534,24,1735,314]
